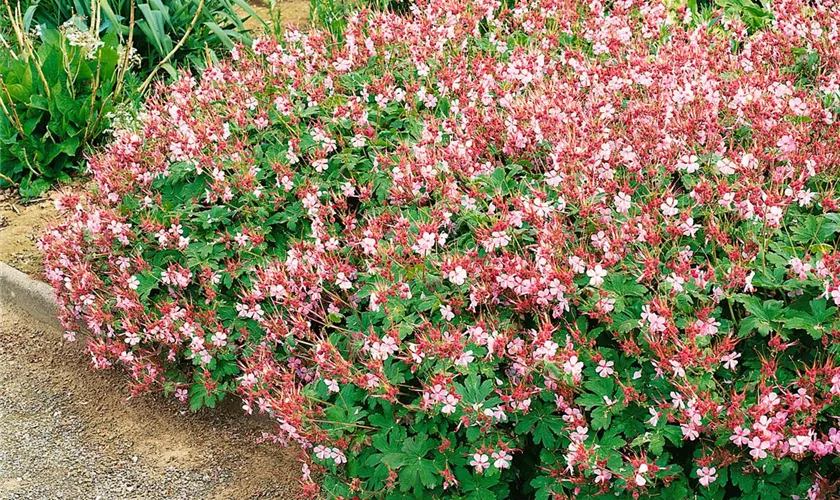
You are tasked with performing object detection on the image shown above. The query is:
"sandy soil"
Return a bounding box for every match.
[0,303,301,499]
[0,191,57,280]
[241,0,311,31]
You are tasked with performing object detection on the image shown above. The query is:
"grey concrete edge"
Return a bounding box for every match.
[0,261,61,330]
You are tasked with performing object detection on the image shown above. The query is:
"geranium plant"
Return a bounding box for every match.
[41,0,840,498]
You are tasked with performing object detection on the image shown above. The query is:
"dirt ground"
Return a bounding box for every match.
[0,191,57,280]
[243,0,311,30]
[0,303,301,499]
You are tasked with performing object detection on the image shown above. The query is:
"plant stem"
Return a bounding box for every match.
[0,171,19,186]
[0,75,25,136]
[137,0,205,95]
[83,11,104,147]
[113,0,136,101]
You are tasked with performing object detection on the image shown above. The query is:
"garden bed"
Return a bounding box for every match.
[4,0,840,497]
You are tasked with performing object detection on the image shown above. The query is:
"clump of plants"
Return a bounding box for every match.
[0,0,265,197]
[21,0,267,79]
[310,0,410,41]
[0,10,133,196]
[41,0,840,498]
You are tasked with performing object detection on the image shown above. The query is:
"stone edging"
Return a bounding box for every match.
[0,262,61,329]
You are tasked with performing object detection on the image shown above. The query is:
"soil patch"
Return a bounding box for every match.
[0,190,58,280]
[240,0,311,31]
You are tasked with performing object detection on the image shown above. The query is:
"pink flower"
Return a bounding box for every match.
[535,340,559,360]
[563,356,584,379]
[614,192,632,214]
[697,467,717,487]
[676,154,700,173]
[412,232,437,256]
[234,232,250,247]
[596,360,614,377]
[721,351,741,370]
[748,436,771,460]
[789,97,808,116]
[788,434,812,454]
[491,450,512,469]
[469,453,490,473]
[594,467,612,484]
[448,266,467,285]
[731,426,751,446]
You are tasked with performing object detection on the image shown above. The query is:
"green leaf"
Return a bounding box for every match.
[575,393,604,408]
[823,213,840,235]
[736,295,783,336]
[590,405,611,430]
[380,435,439,493]
[604,274,648,297]
[515,407,563,447]
[188,382,206,411]
[399,455,440,492]
[19,177,51,198]
[783,298,836,339]
[456,374,494,405]
[789,215,821,244]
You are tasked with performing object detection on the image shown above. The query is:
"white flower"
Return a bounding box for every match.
[455,350,475,367]
[586,265,607,287]
[367,335,398,361]
[492,450,512,469]
[635,463,649,486]
[448,266,468,286]
[697,467,717,487]
[716,158,737,175]
[647,407,660,426]
[535,340,559,360]
[596,360,614,377]
[660,197,679,217]
[470,453,490,473]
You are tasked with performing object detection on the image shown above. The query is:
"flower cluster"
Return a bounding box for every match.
[41,0,840,497]
[60,16,105,60]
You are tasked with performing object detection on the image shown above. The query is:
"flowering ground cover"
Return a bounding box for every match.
[40,0,840,497]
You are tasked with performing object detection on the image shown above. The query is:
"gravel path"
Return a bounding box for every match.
[0,303,300,499]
